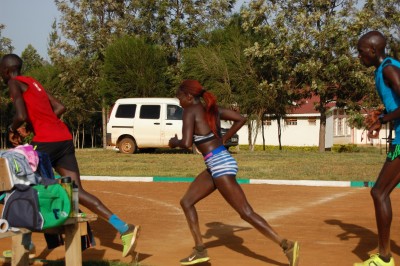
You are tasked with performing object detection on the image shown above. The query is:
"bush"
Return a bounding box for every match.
[332,144,361,153]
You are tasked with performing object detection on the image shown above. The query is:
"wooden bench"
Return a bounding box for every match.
[0,214,98,266]
[0,157,98,265]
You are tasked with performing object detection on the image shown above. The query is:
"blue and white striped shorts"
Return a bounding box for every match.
[204,146,238,178]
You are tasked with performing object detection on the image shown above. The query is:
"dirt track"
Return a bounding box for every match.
[2,180,400,266]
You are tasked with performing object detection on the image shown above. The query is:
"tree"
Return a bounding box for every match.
[52,0,132,148]
[0,24,14,148]
[0,24,13,57]
[128,0,237,62]
[181,15,266,150]
[242,0,372,151]
[21,45,44,73]
[101,36,169,103]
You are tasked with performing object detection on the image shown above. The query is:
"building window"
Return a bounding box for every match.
[337,118,343,135]
[308,118,317,125]
[285,118,297,125]
[264,118,272,126]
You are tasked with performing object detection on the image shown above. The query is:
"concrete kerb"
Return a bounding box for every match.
[80,176,380,188]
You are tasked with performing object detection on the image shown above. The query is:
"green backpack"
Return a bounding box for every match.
[2,183,71,231]
[33,183,71,230]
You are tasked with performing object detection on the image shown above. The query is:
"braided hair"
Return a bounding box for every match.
[179,80,219,138]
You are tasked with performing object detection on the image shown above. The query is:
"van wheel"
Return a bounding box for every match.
[119,138,137,154]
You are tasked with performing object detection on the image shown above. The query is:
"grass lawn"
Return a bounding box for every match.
[75,145,387,182]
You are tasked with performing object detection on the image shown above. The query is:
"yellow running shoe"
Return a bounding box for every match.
[120,224,140,257]
[354,254,395,266]
[180,247,210,265]
[3,242,36,259]
[283,240,300,266]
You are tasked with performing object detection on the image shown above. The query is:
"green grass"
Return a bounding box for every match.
[75,145,388,182]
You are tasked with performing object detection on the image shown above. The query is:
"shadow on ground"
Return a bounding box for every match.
[202,221,286,266]
[325,219,400,259]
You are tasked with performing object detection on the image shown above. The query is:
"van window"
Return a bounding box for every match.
[167,105,183,120]
[140,105,160,119]
[116,104,136,118]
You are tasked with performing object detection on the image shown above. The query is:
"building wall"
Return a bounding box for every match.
[237,114,333,148]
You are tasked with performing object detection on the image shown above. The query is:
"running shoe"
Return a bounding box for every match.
[283,240,299,266]
[121,224,140,257]
[180,247,210,265]
[3,242,36,259]
[354,254,394,266]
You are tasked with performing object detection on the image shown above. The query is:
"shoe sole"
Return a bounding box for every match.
[291,241,300,266]
[122,225,141,257]
[180,257,210,265]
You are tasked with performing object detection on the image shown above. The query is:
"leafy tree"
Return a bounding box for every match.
[182,15,267,150]
[0,24,13,57]
[21,45,44,73]
[101,36,169,103]
[128,0,237,62]
[52,0,132,148]
[242,0,372,151]
[0,24,14,148]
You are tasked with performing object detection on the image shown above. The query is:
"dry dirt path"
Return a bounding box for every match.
[2,180,400,266]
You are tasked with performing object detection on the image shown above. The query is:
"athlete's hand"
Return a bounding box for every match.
[365,110,382,139]
[8,131,23,147]
[168,134,179,148]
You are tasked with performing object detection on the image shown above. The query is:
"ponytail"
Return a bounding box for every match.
[179,80,219,137]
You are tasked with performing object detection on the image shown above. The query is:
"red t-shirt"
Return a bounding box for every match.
[12,76,72,142]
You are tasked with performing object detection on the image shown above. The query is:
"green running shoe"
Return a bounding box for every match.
[180,247,210,265]
[283,240,300,266]
[121,224,140,257]
[354,254,395,266]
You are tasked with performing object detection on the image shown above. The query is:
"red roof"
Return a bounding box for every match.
[289,94,335,115]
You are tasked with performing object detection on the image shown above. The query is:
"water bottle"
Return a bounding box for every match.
[72,181,79,217]
[60,176,72,215]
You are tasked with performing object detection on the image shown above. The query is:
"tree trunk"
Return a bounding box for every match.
[277,116,282,150]
[319,110,327,152]
[247,122,254,151]
[81,124,85,149]
[102,98,107,149]
[91,125,95,148]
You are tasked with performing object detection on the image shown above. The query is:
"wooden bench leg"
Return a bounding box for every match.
[11,232,30,266]
[64,223,82,266]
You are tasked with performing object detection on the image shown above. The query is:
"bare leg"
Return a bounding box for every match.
[214,175,283,245]
[180,170,217,247]
[370,158,400,259]
[55,166,113,220]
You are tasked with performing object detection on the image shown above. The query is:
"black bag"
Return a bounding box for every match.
[2,183,71,231]
[2,184,43,231]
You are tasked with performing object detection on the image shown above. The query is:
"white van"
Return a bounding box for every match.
[106,97,239,154]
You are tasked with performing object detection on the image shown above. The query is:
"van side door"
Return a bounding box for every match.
[162,104,183,145]
[134,104,162,147]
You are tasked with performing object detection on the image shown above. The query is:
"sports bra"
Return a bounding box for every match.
[193,132,217,145]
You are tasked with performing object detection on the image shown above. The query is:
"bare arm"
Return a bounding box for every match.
[219,107,247,144]
[47,93,66,118]
[169,108,195,149]
[8,79,27,130]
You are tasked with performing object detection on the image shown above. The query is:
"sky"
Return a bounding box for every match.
[1,0,247,61]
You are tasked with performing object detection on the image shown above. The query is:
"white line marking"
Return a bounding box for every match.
[93,190,183,215]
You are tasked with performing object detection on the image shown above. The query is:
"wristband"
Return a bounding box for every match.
[378,114,386,124]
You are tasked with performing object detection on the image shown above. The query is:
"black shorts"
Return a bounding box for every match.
[31,140,79,172]
[386,144,400,162]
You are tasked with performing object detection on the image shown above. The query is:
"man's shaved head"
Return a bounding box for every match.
[358,31,387,53]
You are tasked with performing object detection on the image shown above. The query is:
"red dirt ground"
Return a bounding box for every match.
[2,180,400,266]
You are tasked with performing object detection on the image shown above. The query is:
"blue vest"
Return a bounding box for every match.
[375,57,400,144]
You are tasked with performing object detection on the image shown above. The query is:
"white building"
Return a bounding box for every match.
[236,95,390,148]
